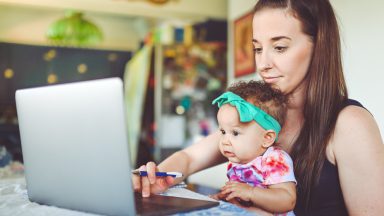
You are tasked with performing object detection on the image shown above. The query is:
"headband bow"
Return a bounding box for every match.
[212,91,281,140]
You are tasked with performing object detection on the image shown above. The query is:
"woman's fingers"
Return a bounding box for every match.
[154,175,174,192]
[146,161,157,184]
[165,176,175,186]
[132,169,141,191]
[133,162,174,197]
[140,165,151,197]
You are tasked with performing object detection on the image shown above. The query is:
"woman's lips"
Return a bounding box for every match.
[263,76,281,84]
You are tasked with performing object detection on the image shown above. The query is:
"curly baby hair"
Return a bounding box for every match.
[227,80,287,127]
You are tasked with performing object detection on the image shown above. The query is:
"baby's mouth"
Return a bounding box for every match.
[224,151,236,157]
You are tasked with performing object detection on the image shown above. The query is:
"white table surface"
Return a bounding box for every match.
[0,176,255,216]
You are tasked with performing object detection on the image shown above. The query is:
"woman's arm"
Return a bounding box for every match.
[133,131,226,196]
[332,106,384,215]
[159,130,226,176]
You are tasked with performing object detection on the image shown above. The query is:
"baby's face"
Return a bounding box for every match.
[217,104,267,164]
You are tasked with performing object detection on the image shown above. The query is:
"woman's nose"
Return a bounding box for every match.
[257,51,272,73]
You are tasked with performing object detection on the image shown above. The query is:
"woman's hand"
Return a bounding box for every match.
[132,161,174,197]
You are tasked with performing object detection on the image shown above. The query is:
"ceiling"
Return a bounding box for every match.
[0,0,227,50]
[0,0,228,21]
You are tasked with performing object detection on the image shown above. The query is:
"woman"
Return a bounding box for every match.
[133,0,384,215]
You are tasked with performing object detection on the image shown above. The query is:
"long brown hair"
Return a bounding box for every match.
[253,0,348,211]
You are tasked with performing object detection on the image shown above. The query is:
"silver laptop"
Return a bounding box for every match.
[15,78,218,216]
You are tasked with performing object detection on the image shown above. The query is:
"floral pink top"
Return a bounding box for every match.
[227,146,296,188]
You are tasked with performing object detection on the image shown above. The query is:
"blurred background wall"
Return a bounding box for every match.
[0,0,383,188]
[226,0,384,134]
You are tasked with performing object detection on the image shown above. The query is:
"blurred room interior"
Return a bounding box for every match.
[1,0,383,193]
[0,0,237,192]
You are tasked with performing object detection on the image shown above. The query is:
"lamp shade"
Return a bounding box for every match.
[148,0,170,4]
[46,11,103,46]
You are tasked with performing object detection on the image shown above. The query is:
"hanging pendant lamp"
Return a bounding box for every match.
[46,10,103,46]
[121,0,178,5]
[148,0,172,4]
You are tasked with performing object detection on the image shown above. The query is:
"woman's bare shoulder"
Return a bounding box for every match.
[332,104,383,160]
[335,104,379,134]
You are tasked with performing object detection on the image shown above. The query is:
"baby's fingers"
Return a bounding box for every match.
[225,192,238,201]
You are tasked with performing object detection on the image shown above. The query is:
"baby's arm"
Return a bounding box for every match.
[220,181,296,213]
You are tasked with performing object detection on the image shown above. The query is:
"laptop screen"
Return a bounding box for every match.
[16,78,136,216]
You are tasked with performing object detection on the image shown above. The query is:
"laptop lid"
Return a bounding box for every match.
[15,78,219,216]
[16,78,136,216]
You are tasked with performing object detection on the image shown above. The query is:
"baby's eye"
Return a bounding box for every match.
[220,129,226,135]
[232,131,239,136]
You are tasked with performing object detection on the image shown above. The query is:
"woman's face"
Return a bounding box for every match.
[252,8,314,95]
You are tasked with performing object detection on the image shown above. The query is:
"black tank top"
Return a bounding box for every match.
[294,99,364,216]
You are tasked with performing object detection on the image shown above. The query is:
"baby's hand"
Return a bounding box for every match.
[209,192,228,201]
[208,193,220,200]
[220,181,253,202]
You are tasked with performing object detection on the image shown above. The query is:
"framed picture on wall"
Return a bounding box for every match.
[234,11,255,78]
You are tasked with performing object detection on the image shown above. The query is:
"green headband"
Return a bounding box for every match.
[212,91,281,140]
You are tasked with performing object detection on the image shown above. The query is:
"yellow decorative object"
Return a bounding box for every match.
[148,0,170,4]
[43,49,57,61]
[47,73,58,84]
[108,53,118,62]
[4,68,14,79]
[77,63,88,74]
[122,0,178,6]
[183,25,193,46]
[164,48,176,58]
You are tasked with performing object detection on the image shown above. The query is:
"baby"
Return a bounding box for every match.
[211,80,296,215]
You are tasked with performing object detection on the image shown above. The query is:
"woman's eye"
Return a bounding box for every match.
[253,47,262,54]
[220,129,226,135]
[232,131,239,136]
[275,46,287,53]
